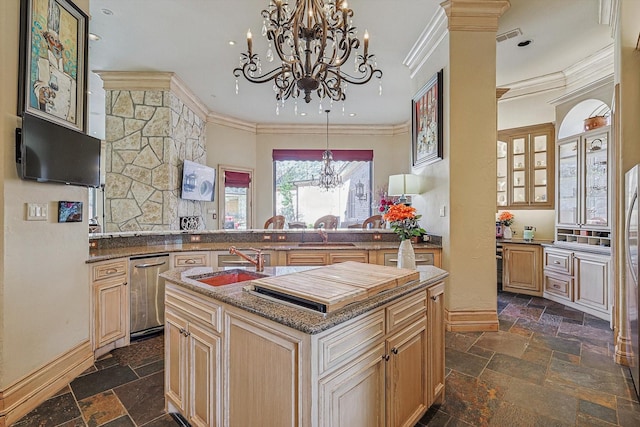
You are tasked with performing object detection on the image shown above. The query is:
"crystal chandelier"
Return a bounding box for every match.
[233,0,383,105]
[314,110,342,190]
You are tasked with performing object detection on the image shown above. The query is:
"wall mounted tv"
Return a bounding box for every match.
[181,160,215,201]
[16,112,101,188]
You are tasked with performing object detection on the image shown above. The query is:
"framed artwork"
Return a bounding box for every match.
[18,0,88,132]
[412,69,444,166]
[58,201,83,222]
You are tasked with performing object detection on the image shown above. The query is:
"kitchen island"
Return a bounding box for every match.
[161,262,448,427]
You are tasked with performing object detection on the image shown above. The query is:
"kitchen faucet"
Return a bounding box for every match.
[317,227,328,244]
[229,246,265,272]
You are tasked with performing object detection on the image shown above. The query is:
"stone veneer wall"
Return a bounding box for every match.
[104,89,206,232]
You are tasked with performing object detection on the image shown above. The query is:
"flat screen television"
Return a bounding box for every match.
[181,160,216,201]
[16,112,101,187]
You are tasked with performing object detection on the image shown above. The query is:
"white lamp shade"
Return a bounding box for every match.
[388,174,421,196]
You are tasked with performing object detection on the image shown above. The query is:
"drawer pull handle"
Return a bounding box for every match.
[105,268,118,274]
[553,284,560,289]
[123,281,128,286]
[185,259,197,264]
[431,295,439,301]
[391,347,398,355]
[553,261,561,264]
[382,354,390,361]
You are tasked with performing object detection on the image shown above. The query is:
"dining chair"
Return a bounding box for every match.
[313,215,339,230]
[263,215,285,229]
[362,215,385,229]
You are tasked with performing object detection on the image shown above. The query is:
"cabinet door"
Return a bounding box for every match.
[497,139,508,207]
[94,277,128,348]
[188,322,221,427]
[574,252,610,314]
[503,245,542,296]
[427,282,445,406]
[165,310,188,414]
[386,318,428,427]
[318,343,386,427]
[557,137,580,226]
[583,132,609,228]
[287,251,327,266]
[328,251,368,264]
[225,313,305,427]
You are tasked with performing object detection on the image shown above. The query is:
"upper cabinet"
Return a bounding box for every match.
[497,123,555,209]
[556,127,611,247]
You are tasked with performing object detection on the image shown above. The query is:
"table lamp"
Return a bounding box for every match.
[388,174,421,204]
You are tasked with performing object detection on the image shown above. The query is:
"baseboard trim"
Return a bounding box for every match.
[445,309,499,332]
[0,340,93,426]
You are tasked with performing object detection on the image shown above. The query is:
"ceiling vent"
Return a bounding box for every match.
[496,28,523,43]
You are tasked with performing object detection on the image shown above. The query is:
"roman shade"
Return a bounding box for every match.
[225,171,251,188]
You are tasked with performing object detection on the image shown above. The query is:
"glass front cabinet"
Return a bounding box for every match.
[555,127,611,247]
[497,123,555,209]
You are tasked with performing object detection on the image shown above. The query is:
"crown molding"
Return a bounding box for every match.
[499,44,614,101]
[256,122,410,136]
[440,0,510,32]
[207,111,257,133]
[549,74,614,106]
[496,88,510,99]
[94,71,209,121]
[403,8,448,79]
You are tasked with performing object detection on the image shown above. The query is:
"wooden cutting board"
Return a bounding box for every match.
[249,261,420,313]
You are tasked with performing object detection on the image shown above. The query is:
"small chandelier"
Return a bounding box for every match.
[314,110,342,190]
[233,0,383,104]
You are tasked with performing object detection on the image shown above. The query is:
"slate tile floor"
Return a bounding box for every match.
[13,292,640,426]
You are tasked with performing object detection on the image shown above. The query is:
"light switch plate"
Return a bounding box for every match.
[26,203,48,221]
[439,205,446,217]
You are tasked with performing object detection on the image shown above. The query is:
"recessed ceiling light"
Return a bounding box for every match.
[517,39,532,47]
[300,112,307,116]
[87,90,92,95]
[228,40,236,46]
[88,33,101,41]
[101,8,113,15]
[349,113,356,117]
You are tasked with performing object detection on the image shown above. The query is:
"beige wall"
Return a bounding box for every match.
[206,121,410,228]
[1,0,91,388]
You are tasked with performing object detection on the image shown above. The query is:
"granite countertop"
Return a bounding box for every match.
[496,238,554,246]
[161,265,448,334]
[87,241,442,263]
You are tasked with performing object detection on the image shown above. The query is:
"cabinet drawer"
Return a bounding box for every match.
[384,252,434,267]
[287,252,327,266]
[217,253,271,267]
[166,284,222,333]
[543,272,572,301]
[328,251,368,264]
[386,290,427,333]
[172,252,209,267]
[544,249,572,274]
[315,310,385,376]
[92,259,128,282]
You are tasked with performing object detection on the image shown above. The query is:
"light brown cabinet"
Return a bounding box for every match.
[542,247,611,320]
[502,243,542,296]
[497,123,555,209]
[91,259,128,355]
[286,250,368,266]
[171,251,211,268]
[165,280,445,427]
[165,285,222,427]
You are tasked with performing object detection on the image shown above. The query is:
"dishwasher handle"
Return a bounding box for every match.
[134,260,167,269]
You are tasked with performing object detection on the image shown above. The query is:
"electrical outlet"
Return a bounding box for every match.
[277,234,286,241]
[373,233,382,240]
[89,241,97,248]
[190,235,201,242]
[263,235,272,240]
[26,203,48,221]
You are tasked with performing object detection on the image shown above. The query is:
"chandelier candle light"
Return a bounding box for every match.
[233,0,383,107]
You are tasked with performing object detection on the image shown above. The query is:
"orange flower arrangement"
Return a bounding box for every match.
[383,204,426,240]
[498,211,514,226]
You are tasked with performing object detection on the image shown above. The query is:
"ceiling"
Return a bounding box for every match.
[87,0,614,139]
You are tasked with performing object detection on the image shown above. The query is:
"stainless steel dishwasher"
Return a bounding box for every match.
[129,254,169,340]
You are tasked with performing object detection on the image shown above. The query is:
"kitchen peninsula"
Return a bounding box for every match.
[161,261,447,427]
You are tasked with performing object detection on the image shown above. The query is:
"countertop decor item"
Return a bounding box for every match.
[498,211,514,239]
[383,203,426,269]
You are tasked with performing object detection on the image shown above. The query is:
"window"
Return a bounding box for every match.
[273,149,373,227]
[218,166,253,230]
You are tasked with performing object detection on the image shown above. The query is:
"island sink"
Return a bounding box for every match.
[195,269,267,287]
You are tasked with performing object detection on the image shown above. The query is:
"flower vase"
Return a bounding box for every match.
[397,239,416,269]
[502,225,513,239]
